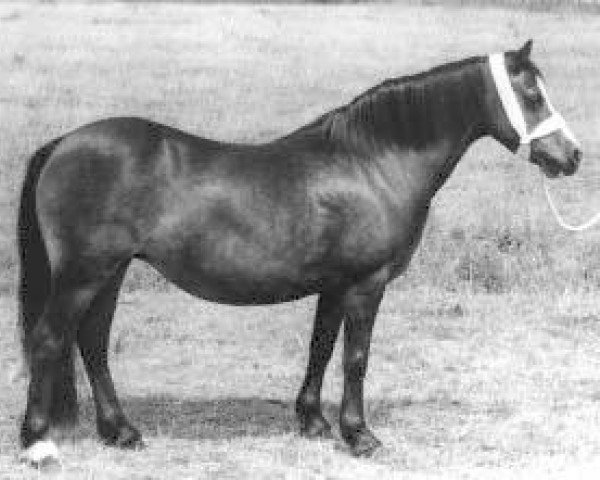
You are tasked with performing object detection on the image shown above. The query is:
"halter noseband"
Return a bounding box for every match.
[488,53,580,147]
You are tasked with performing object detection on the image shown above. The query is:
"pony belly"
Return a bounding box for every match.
[144,250,326,305]
[156,267,321,305]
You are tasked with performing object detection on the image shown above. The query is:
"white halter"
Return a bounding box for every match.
[488,53,580,147]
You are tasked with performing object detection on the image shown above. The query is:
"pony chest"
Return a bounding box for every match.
[321,191,428,272]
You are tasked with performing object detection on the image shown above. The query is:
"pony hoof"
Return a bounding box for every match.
[344,429,382,457]
[299,414,333,439]
[120,435,146,450]
[102,423,145,450]
[18,439,61,471]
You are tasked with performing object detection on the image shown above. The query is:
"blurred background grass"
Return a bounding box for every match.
[10,0,600,9]
[0,2,599,297]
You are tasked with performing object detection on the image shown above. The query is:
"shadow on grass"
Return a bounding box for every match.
[127,396,296,440]
[77,395,302,441]
[72,395,400,443]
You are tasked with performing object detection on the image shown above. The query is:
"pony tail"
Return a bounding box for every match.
[17,137,62,374]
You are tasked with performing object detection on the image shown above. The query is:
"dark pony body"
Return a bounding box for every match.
[17,42,580,461]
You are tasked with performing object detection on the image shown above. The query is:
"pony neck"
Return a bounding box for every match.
[329,56,489,151]
[326,57,491,194]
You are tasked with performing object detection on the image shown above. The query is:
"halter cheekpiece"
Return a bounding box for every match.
[488,53,579,147]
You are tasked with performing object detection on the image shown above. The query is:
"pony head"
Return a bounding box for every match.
[489,40,581,177]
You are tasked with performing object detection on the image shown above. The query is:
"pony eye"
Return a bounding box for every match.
[524,87,543,106]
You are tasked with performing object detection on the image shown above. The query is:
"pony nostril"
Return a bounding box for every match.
[573,148,582,165]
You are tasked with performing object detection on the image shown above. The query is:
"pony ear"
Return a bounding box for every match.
[507,39,533,74]
[517,39,533,60]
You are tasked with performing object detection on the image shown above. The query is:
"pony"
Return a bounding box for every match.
[17,40,581,466]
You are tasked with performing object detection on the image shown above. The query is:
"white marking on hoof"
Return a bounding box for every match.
[19,440,61,468]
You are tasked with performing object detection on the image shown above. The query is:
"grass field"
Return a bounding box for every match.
[1,2,600,478]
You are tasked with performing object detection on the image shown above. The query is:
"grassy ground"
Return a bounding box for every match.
[1,2,600,295]
[3,290,600,479]
[1,2,600,478]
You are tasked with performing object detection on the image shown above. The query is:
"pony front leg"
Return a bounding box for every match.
[338,277,385,457]
[296,291,345,438]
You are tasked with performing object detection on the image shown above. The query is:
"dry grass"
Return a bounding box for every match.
[1,2,600,478]
[3,289,600,478]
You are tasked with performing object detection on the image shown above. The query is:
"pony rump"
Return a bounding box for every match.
[16,136,79,424]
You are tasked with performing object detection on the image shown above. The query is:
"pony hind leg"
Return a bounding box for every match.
[19,259,126,466]
[48,343,78,428]
[296,290,344,438]
[77,261,143,449]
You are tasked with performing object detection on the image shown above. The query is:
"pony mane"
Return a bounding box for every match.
[295,55,489,152]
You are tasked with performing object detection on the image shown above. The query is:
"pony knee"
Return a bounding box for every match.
[343,349,368,382]
[31,334,65,364]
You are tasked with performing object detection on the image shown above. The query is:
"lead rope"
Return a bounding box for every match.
[542,175,600,232]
